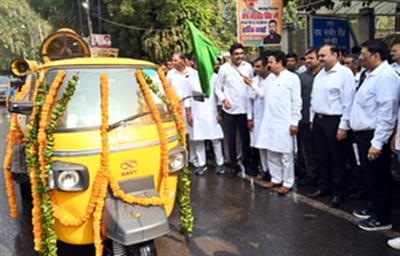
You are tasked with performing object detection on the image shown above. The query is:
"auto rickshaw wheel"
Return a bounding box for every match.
[127,241,157,256]
[105,240,157,256]
[19,181,32,202]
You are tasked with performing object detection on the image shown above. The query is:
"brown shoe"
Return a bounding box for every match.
[278,186,291,195]
[262,182,280,189]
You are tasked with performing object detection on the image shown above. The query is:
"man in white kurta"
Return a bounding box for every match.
[186,69,225,175]
[247,56,274,176]
[252,51,302,194]
[167,53,197,165]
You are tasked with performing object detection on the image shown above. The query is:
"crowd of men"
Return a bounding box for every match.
[161,39,400,250]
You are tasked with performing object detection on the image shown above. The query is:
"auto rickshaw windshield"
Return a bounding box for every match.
[43,67,173,131]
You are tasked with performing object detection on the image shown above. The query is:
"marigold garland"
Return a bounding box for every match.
[25,74,81,255]
[101,71,168,207]
[93,73,111,256]
[3,114,19,218]
[36,75,99,227]
[155,68,194,235]
[6,69,189,255]
[2,76,34,219]
[51,169,102,226]
[135,70,170,199]
[25,73,46,252]
[45,75,100,227]
[36,70,65,256]
[38,71,65,187]
[156,68,186,147]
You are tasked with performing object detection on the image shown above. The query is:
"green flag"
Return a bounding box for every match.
[186,20,220,98]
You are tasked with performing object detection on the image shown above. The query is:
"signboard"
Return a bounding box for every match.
[237,0,283,47]
[309,16,350,53]
[91,47,119,57]
[91,34,112,47]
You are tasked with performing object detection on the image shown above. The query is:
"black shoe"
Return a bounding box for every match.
[331,195,342,208]
[357,217,392,231]
[194,165,208,175]
[215,165,225,174]
[353,209,372,219]
[307,189,331,198]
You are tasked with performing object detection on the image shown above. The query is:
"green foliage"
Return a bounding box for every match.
[27,0,86,35]
[3,0,237,64]
[284,0,306,30]
[144,71,193,235]
[25,75,79,256]
[102,0,236,62]
[0,0,52,70]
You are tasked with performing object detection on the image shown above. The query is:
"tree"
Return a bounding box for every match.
[101,0,236,62]
[27,0,86,36]
[284,0,305,30]
[0,0,52,70]
[22,0,237,63]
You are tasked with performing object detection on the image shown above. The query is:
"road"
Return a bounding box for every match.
[0,108,399,256]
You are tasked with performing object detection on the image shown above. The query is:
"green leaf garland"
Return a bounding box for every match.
[143,73,194,236]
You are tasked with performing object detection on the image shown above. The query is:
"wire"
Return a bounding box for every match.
[91,13,175,32]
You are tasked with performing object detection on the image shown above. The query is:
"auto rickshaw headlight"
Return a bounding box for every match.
[169,146,187,173]
[49,161,89,192]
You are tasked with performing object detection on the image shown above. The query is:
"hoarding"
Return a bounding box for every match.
[237,0,283,47]
[91,34,112,47]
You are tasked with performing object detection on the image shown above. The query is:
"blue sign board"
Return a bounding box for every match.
[309,16,350,54]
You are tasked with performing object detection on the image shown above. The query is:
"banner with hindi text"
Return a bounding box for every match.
[237,0,283,47]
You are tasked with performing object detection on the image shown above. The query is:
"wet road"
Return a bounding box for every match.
[0,108,399,256]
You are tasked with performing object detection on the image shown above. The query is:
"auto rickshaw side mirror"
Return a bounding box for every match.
[192,91,205,102]
[8,100,36,115]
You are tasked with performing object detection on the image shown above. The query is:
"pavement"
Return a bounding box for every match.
[0,108,399,255]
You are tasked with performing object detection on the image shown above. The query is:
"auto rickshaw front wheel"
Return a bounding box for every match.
[19,181,32,202]
[105,240,157,256]
[127,240,157,256]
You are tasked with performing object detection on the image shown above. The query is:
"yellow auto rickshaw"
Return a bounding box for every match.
[4,28,194,256]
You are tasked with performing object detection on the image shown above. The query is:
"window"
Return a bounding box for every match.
[43,66,172,131]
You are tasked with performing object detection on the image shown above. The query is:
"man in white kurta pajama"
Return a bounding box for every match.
[247,56,275,176]
[167,53,197,166]
[252,51,302,194]
[186,70,224,175]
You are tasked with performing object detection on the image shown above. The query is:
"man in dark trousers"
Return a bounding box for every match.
[215,43,254,177]
[298,47,321,186]
[308,44,356,208]
[350,40,399,231]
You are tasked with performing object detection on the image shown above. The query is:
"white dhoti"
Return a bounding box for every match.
[188,72,224,167]
[267,150,294,188]
[193,139,224,167]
